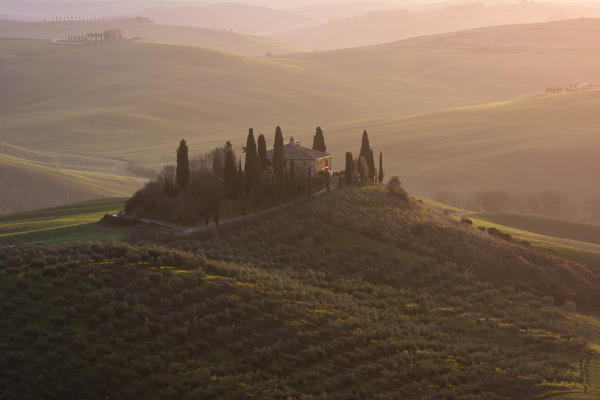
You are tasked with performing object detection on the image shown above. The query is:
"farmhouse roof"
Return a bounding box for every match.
[266,138,331,161]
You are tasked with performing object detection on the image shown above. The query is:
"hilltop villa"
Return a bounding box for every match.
[267,138,332,176]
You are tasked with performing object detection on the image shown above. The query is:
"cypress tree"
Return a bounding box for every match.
[345,152,354,184]
[290,160,296,197]
[378,152,384,183]
[312,126,326,153]
[368,149,375,184]
[307,167,312,198]
[244,128,257,194]
[253,154,263,207]
[359,130,371,160]
[213,197,219,226]
[273,126,285,203]
[257,134,267,171]
[223,141,238,206]
[238,160,245,216]
[176,139,190,191]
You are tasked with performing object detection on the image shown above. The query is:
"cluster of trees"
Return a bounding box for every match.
[0,185,593,399]
[45,16,152,23]
[126,127,331,225]
[67,32,104,41]
[344,130,384,185]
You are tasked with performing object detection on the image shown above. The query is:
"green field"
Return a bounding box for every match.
[0,198,128,245]
[0,19,308,57]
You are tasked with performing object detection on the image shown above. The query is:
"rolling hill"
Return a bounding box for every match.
[0,153,144,214]
[322,89,600,218]
[272,2,600,50]
[137,3,318,36]
[0,19,308,56]
[4,19,600,213]
[2,186,600,398]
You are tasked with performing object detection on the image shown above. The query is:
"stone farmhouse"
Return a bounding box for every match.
[266,138,332,176]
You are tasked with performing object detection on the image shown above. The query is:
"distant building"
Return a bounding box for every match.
[267,138,332,176]
[103,29,124,41]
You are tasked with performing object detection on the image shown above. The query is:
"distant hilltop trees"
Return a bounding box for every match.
[65,29,124,42]
[545,82,600,95]
[44,16,153,23]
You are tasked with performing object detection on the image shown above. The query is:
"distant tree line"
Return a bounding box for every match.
[45,16,152,23]
[67,32,104,41]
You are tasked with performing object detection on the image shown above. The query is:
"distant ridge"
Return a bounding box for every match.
[0,18,308,56]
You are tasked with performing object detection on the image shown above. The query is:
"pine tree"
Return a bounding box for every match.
[273,126,285,203]
[378,152,384,183]
[176,139,190,191]
[312,126,326,153]
[257,134,267,171]
[223,141,238,206]
[345,152,354,184]
[244,128,257,194]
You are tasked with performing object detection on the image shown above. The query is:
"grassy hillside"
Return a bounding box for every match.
[5,19,600,212]
[0,154,143,214]
[272,5,600,50]
[471,212,600,246]
[0,198,130,245]
[323,89,600,213]
[2,186,600,398]
[0,19,308,56]
[139,3,318,36]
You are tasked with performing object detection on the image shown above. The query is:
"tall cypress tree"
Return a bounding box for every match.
[257,134,267,171]
[253,153,263,207]
[368,149,375,184]
[378,152,384,183]
[238,160,245,216]
[312,126,326,153]
[273,126,285,203]
[359,130,371,160]
[244,128,257,194]
[345,152,354,184]
[176,139,190,191]
[307,167,312,198]
[223,141,238,205]
[290,160,296,197]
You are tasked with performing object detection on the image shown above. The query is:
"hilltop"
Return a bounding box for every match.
[2,186,600,398]
[5,19,600,212]
[0,19,308,57]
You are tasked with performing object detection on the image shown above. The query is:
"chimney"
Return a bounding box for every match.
[295,141,301,151]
